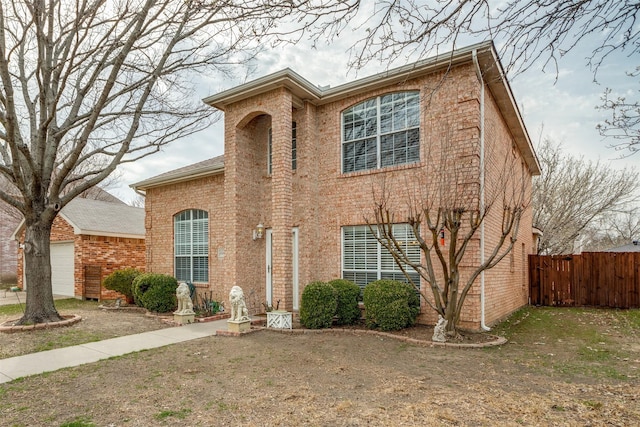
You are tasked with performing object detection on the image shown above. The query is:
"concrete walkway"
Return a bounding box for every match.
[0,290,27,306]
[0,291,67,306]
[0,319,229,384]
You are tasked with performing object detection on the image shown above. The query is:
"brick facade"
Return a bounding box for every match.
[138,43,539,330]
[0,208,19,284]
[16,213,145,300]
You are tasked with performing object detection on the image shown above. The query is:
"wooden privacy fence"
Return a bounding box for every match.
[529,252,640,308]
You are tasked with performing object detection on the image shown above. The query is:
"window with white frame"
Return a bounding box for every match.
[342,92,420,173]
[268,122,297,174]
[174,209,209,282]
[342,224,420,290]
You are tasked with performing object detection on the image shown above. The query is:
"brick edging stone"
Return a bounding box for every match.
[0,314,82,333]
[216,323,507,348]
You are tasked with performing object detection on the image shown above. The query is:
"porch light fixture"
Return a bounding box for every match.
[253,223,264,240]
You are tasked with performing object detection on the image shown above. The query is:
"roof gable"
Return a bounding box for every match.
[60,198,145,238]
[133,42,540,190]
[202,41,538,175]
[131,155,224,191]
[11,198,145,240]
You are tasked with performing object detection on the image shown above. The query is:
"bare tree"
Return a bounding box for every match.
[0,0,357,324]
[578,210,640,251]
[532,138,640,255]
[0,175,21,222]
[348,1,638,77]
[368,129,528,339]
[345,1,639,160]
[128,193,146,208]
[597,68,640,157]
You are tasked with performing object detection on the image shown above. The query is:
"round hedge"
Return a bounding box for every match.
[328,279,361,325]
[102,268,142,302]
[131,273,178,313]
[299,281,338,329]
[363,279,420,331]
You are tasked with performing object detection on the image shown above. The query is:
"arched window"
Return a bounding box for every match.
[174,209,209,282]
[342,92,420,173]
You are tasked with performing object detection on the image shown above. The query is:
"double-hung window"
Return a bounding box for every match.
[268,122,297,174]
[342,224,420,291]
[342,92,420,173]
[174,209,209,283]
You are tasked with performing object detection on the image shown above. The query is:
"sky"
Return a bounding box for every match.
[111,11,639,203]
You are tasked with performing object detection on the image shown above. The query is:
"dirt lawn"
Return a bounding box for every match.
[1,303,639,426]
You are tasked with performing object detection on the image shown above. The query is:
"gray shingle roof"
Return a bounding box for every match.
[60,198,145,238]
[131,155,224,191]
[603,241,640,252]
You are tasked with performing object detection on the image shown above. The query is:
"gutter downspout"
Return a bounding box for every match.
[473,49,491,331]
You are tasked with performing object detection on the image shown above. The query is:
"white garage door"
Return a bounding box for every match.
[50,242,75,297]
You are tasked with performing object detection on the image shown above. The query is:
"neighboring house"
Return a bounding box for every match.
[604,241,640,253]
[132,41,541,330]
[0,175,124,286]
[0,203,20,285]
[12,198,145,300]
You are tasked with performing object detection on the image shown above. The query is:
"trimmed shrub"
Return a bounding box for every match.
[300,281,338,329]
[131,273,178,313]
[363,279,420,331]
[328,279,361,325]
[102,268,142,303]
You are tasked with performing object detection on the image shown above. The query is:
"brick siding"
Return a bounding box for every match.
[143,62,535,330]
[16,214,145,300]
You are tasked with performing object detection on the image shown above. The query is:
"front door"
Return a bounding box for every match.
[265,228,299,310]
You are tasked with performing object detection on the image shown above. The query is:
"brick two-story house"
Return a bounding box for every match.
[132,41,540,330]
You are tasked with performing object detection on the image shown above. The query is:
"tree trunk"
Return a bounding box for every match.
[16,219,63,325]
[444,304,458,335]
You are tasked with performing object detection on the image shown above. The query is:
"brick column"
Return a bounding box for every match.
[223,121,240,295]
[271,90,293,310]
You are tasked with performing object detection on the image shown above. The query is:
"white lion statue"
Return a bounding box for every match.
[175,282,194,315]
[229,285,250,322]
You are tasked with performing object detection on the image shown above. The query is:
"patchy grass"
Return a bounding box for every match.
[0,302,169,359]
[491,306,638,380]
[1,307,639,426]
[59,417,96,427]
[32,330,104,353]
[0,302,25,317]
[154,408,191,421]
[0,298,98,317]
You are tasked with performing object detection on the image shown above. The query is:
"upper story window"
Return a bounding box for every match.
[291,122,297,170]
[342,92,420,173]
[174,209,209,283]
[268,122,297,174]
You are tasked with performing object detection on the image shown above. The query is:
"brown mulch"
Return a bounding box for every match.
[258,318,499,346]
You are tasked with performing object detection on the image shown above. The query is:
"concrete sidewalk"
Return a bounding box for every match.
[0,319,230,384]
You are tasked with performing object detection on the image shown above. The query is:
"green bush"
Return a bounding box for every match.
[102,268,142,302]
[363,279,420,331]
[299,281,338,329]
[328,279,361,325]
[131,273,178,313]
